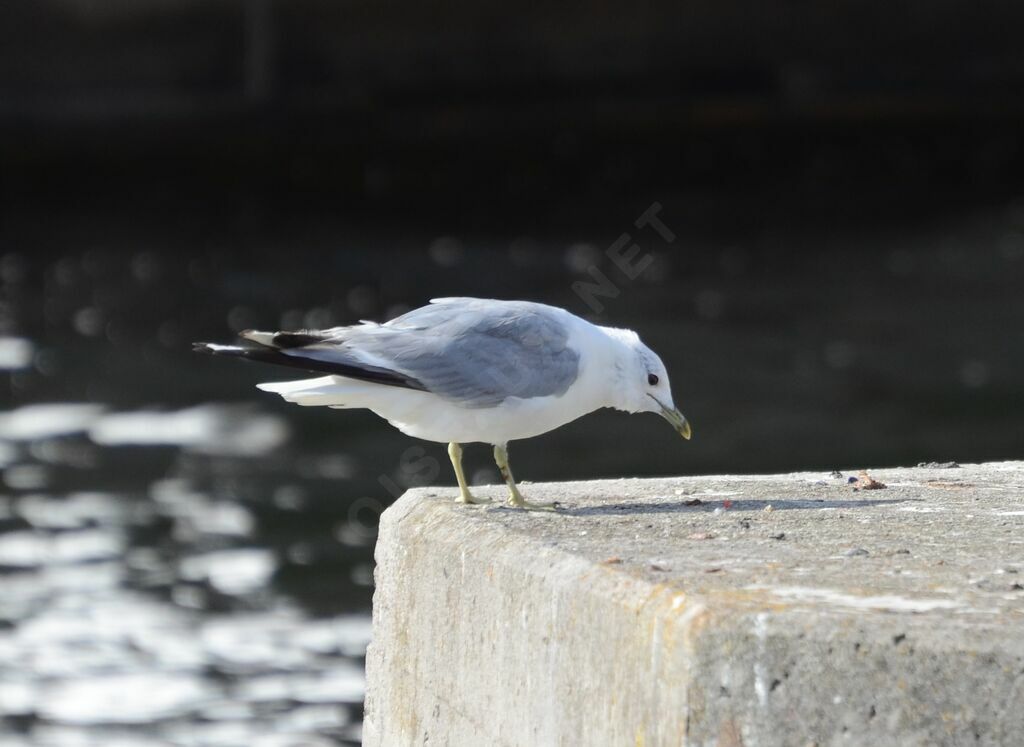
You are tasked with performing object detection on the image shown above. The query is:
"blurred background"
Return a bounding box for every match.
[1,1,1023,744]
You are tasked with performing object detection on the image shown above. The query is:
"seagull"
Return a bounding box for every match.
[194,297,691,510]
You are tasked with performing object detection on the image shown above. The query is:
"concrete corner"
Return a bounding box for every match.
[365,462,1024,746]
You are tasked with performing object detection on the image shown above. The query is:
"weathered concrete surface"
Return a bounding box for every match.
[365,461,1024,747]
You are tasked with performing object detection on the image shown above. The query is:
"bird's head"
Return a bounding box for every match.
[600,327,692,440]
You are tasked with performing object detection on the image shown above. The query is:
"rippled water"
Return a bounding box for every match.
[0,404,369,746]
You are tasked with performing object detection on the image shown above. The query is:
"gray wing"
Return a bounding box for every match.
[283,299,581,408]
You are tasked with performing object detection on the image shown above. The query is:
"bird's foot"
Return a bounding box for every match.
[455,490,492,506]
[505,491,558,511]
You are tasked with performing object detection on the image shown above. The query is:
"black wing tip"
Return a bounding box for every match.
[238,329,328,349]
[272,332,326,349]
[193,336,428,393]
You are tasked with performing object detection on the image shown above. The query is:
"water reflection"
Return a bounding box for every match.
[91,406,289,457]
[0,338,33,371]
[0,404,370,745]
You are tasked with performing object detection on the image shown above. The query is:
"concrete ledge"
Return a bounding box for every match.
[365,462,1024,746]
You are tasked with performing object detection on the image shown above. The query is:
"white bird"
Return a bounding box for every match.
[194,297,691,510]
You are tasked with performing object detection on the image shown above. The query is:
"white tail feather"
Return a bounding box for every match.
[256,375,376,408]
[240,330,277,346]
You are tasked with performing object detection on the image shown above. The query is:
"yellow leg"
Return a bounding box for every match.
[493,444,556,511]
[449,442,490,505]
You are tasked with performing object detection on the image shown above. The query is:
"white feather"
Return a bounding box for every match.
[256,375,376,408]
[240,330,277,346]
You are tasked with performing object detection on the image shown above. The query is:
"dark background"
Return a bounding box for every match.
[1,2,1023,744]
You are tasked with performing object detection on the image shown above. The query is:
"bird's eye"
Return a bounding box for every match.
[647,373,659,386]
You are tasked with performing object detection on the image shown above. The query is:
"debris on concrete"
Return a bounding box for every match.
[852,470,887,490]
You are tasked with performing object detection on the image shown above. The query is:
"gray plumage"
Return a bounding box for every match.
[293,299,580,408]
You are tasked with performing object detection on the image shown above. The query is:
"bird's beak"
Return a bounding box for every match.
[651,396,692,440]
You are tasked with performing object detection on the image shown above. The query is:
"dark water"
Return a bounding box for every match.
[0,196,1022,744]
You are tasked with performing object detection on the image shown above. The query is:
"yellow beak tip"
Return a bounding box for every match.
[656,402,692,441]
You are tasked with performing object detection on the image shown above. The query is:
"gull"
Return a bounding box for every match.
[194,297,691,510]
